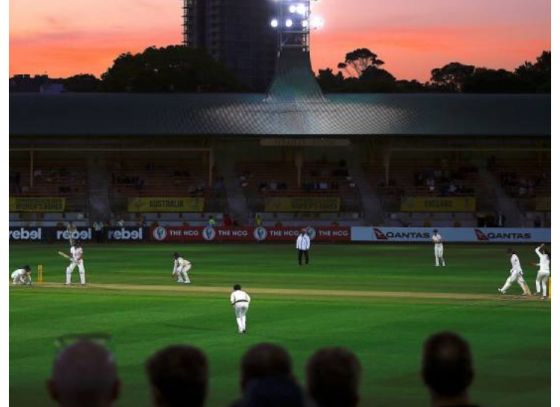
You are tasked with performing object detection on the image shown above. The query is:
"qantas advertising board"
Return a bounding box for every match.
[351,227,550,243]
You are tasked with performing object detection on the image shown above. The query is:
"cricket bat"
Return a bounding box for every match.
[57,251,71,260]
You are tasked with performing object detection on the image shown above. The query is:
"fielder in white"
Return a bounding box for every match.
[65,240,86,285]
[230,284,251,334]
[172,252,192,284]
[498,248,531,295]
[533,244,550,299]
[432,229,446,267]
[12,265,32,285]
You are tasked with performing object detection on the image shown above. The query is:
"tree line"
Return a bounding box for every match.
[317,48,550,93]
[10,45,550,93]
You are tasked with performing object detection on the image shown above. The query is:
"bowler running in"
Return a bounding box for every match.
[498,248,531,295]
[172,252,192,284]
[432,229,446,267]
[230,284,251,334]
[11,265,32,285]
[534,244,550,300]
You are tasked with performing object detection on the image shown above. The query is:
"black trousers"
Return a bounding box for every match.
[298,250,309,265]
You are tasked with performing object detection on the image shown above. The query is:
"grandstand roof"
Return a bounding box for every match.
[10,92,550,137]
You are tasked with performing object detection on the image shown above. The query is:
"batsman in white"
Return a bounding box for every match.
[498,248,531,295]
[533,244,550,300]
[65,240,86,285]
[230,284,251,334]
[432,229,446,267]
[172,252,192,284]
[11,265,32,285]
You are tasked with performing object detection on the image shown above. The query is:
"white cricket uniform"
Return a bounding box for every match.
[230,289,251,333]
[66,245,86,284]
[500,254,527,293]
[11,269,31,285]
[173,257,192,284]
[534,247,550,297]
[432,233,445,266]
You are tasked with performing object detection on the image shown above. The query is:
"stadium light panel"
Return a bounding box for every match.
[310,16,324,29]
[288,5,297,13]
[302,19,309,27]
[285,18,293,27]
[296,4,307,15]
[270,18,279,28]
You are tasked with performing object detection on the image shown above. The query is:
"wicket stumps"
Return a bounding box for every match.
[37,265,44,284]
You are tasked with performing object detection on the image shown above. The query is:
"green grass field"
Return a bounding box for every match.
[10,243,550,406]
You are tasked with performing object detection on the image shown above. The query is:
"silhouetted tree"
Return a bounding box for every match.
[462,68,526,93]
[342,48,385,77]
[316,68,345,92]
[430,62,475,92]
[100,46,243,92]
[515,51,550,92]
[62,74,101,92]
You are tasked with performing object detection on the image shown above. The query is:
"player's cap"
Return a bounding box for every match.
[75,240,81,246]
[23,265,31,271]
[173,252,180,258]
[233,284,241,291]
[433,229,438,233]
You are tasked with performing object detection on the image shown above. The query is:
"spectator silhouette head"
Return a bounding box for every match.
[146,345,208,407]
[240,343,293,391]
[422,331,474,406]
[47,340,120,407]
[306,347,361,407]
[241,376,304,407]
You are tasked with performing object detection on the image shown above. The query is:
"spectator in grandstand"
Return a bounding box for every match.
[223,213,233,227]
[93,220,104,243]
[254,213,262,227]
[296,229,311,266]
[47,340,121,407]
[146,345,208,407]
[422,331,476,407]
[208,216,216,228]
[116,217,125,227]
[230,343,301,407]
[306,347,361,407]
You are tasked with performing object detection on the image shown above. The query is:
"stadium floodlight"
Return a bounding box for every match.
[269,0,324,52]
[296,4,307,15]
[310,16,324,29]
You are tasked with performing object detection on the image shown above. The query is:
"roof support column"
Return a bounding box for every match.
[208,149,214,188]
[383,149,391,185]
[295,148,303,188]
[29,150,34,188]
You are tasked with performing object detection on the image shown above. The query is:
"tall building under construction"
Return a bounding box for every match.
[183,0,277,91]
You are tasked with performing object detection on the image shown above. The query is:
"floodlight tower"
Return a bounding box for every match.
[269,0,324,54]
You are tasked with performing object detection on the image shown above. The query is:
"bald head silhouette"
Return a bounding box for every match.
[47,340,120,407]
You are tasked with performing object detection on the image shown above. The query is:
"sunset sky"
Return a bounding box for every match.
[9,0,550,81]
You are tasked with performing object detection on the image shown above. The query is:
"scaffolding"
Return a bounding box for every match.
[182,0,196,46]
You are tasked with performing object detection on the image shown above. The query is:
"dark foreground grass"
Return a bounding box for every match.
[10,243,550,406]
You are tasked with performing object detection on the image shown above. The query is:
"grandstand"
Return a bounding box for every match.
[9,51,550,232]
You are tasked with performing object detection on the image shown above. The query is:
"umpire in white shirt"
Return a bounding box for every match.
[296,229,311,266]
